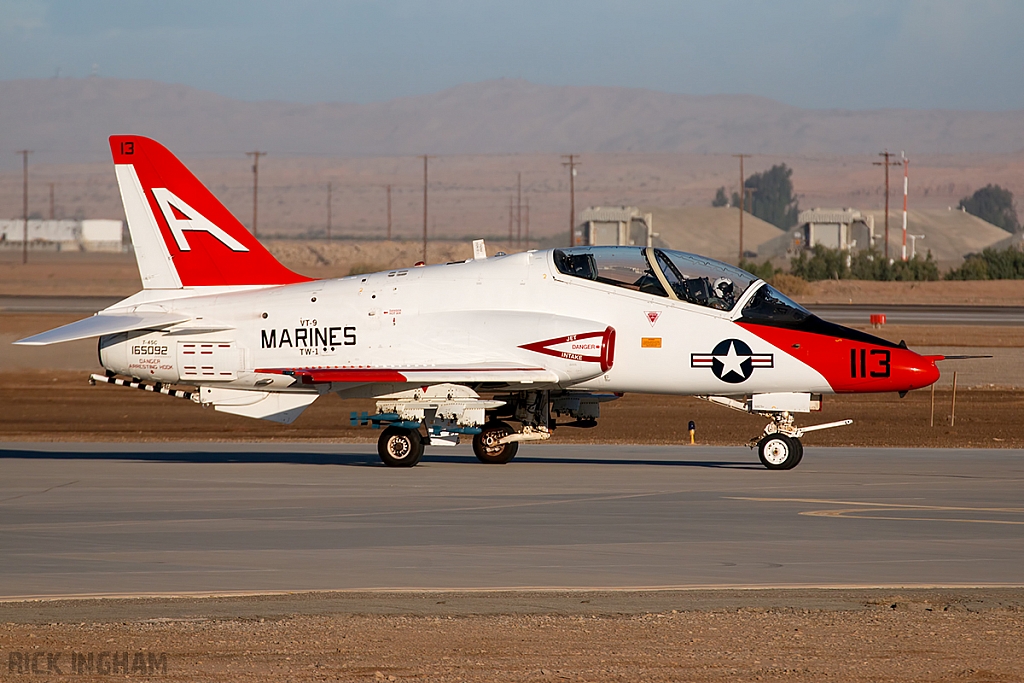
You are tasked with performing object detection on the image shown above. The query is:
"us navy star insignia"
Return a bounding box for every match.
[691,338,774,384]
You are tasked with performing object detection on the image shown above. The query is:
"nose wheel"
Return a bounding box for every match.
[757,434,803,470]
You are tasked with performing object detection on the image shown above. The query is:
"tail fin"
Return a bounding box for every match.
[110,135,311,289]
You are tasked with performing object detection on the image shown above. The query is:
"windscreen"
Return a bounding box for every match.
[553,248,667,297]
[655,250,759,311]
[739,283,812,325]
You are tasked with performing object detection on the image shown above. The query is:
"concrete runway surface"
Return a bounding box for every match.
[1,443,1023,599]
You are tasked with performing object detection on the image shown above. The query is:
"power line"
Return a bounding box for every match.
[246,150,267,238]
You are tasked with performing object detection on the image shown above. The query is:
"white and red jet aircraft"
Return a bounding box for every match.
[16,136,944,469]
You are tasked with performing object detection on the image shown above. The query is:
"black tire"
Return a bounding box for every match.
[377,426,423,467]
[787,438,804,469]
[473,421,519,464]
[757,433,801,470]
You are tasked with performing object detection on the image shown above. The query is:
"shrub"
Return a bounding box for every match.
[946,246,1024,280]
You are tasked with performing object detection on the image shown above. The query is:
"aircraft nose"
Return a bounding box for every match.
[902,352,942,391]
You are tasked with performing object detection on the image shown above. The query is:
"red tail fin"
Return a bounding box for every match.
[110,135,311,289]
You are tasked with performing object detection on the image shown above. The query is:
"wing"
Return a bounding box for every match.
[13,312,192,346]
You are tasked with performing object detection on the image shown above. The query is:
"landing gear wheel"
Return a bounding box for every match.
[757,434,802,470]
[473,421,519,464]
[378,426,424,467]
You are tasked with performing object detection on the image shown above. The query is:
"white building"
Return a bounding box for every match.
[579,207,654,247]
[797,208,874,252]
[0,219,123,252]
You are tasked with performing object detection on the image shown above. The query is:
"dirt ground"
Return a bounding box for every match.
[1,590,1023,682]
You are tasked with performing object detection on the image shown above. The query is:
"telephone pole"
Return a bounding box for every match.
[17,150,31,264]
[561,155,579,247]
[524,196,530,247]
[508,196,514,245]
[326,182,332,241]
[732,154,750,262]
[874,149,900,260]
[49,182,55,220]
[516,172,522,247]
[421,155,431,263]
[386,184,392,240]
[246,150,266,238]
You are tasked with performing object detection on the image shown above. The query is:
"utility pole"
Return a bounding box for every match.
[17,150,31,265]
[49,182,55,220]
[732,154,750,262]
[561,155,579,247]
[874,149,900,261]
[386,184,392,240]
[246,150,266,238]
[524,196,530,247]
[901,152,910,261]
[516,172,522,247]
[326,182,332,241]
[508,196,514,246]
[421,155,430,263]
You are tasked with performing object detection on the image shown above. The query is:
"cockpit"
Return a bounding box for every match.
[552,246,761,312]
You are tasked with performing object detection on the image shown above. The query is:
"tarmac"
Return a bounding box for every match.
[2,442,1022,599]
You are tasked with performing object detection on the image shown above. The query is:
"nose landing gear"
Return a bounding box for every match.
[757,433,803,470]
[698,395,853,471]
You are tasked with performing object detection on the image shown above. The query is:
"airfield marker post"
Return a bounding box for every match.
[950,371,958,427]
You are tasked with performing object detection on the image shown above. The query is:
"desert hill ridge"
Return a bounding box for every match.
[2,77,1024,169]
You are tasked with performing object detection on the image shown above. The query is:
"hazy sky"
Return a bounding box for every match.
[2,0,1022,110]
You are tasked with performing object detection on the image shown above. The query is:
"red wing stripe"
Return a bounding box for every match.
[256,367,549,384]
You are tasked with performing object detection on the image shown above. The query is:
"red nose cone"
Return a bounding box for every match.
[903,353,942,391]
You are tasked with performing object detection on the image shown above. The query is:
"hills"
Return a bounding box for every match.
[2,77,1024,168]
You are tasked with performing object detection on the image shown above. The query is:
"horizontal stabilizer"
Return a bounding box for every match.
[14,312,191,346]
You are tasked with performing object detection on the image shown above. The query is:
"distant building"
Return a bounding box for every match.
[0,219,123,252]
[579,207,654,247]
[797,208,874,252]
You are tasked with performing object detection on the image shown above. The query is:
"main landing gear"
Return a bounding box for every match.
[472,421,519,464]
[377,426,424,468]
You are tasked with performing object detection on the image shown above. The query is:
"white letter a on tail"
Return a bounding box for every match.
[152,188,249,252]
